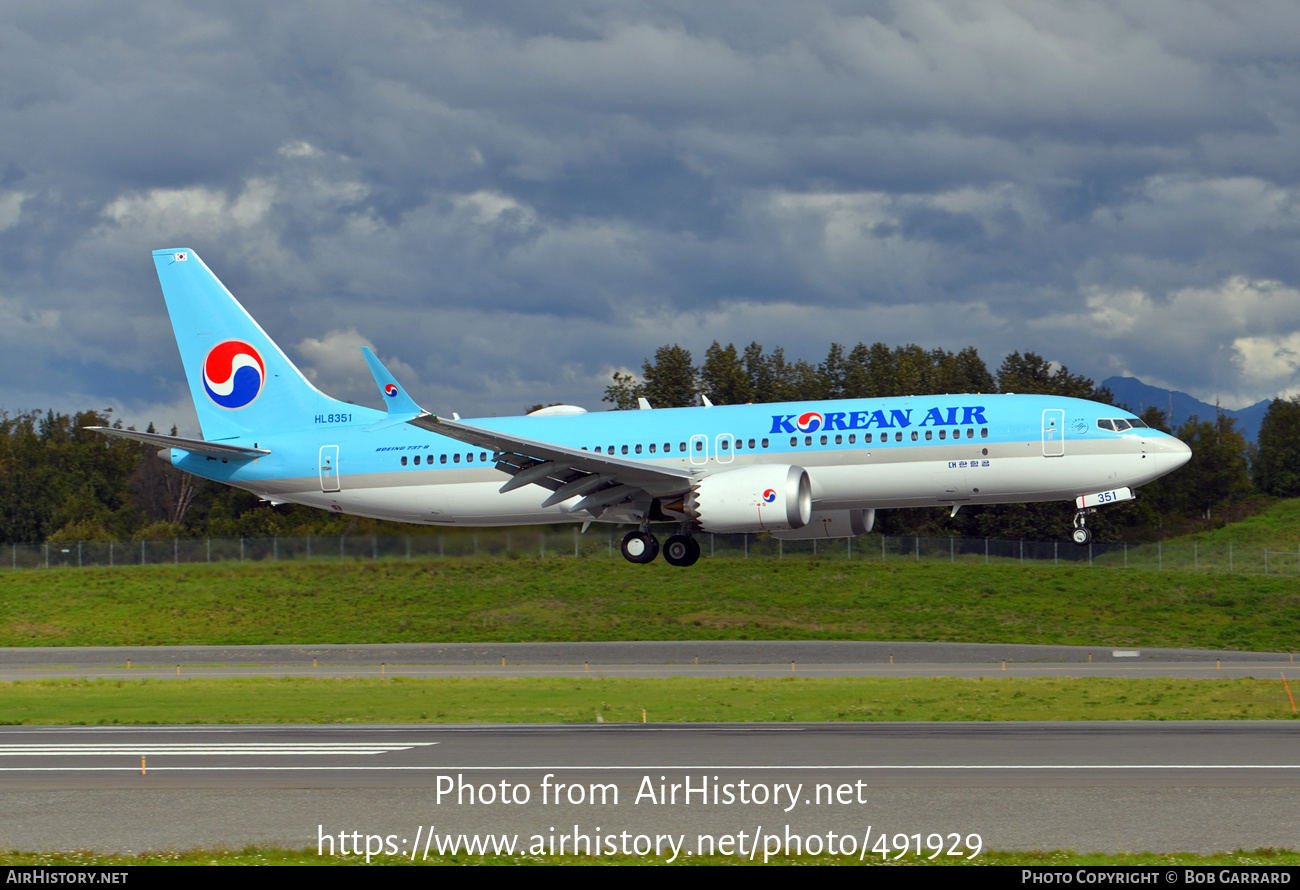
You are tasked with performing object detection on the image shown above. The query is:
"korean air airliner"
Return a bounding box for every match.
[89,249,1191,567]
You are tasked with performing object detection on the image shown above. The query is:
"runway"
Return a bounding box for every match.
[2,722,1298,856]
[2,640,1295,679]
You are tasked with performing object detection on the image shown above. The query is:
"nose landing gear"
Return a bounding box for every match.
[1071,509,1094,546]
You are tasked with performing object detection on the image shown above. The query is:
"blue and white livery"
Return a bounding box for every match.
[88,249,1192,567]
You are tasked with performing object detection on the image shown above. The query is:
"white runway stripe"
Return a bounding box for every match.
[0,742,436,756]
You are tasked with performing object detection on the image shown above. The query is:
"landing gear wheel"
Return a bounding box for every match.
[662,535,700,567]
[1071,526,1092,546]
[620,531,660,564]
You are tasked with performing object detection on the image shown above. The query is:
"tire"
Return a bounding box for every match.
[1071,526,1091,546]
[620,531,660,564]
[663,534,700,567]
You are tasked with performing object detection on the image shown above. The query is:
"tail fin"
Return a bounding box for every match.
[152,248,380,440]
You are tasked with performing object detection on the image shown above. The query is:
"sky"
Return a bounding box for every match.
[2,1,1299,433]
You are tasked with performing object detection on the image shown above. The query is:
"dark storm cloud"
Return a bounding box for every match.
[1,0,1299,429]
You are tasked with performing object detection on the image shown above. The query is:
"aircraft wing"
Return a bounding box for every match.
[407,413,695,513]
[85,427,270,459]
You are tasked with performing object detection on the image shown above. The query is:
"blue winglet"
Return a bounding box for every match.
[360,347,425,429]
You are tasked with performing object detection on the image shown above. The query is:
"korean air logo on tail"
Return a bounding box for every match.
[795,412,824,433]
[202,340,266,410]
[762,489,777,503]
[384,383,399,398]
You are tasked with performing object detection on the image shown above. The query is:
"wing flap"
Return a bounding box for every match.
[85,427,270,459]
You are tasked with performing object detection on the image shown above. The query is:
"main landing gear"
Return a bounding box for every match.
[619,528,701,566]
[1071,510,1094,546]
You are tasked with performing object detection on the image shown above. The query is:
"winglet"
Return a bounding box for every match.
[361,347,424,416]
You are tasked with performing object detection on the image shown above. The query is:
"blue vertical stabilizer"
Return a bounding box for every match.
[152,248,380,440]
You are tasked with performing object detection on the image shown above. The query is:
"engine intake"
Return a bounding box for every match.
[687,465,812,533]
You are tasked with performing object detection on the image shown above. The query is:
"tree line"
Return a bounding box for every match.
[0,339,1289,544]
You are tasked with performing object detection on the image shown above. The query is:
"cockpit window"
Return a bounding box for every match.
[1097,419,1114,431]
[1099,418,1141,431]
[1129,418,1148,428]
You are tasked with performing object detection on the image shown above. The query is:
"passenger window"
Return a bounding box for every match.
[401,456,408,466]
[980,428,988,438]
[467,452,474,463]
[924,430,932,441]
[440,454,447,464]
[735,439,743,450]
[453,453,460,464]
[635,444,643,454]
[895,432,903,442]
[835,434,843,445]
[761,438,769,448]
[820,435,828,445]
[864,433,872,443]
[480,452,487,462]
[790,436,798,447]
[939,429,947,440]
[720,440,729,451]
[694,441,703,452]
[414,455,421,465]
[621,445,629,455]
[679,442,686,452]
[805,436,813,446]
[910,431,918,441]
[664,443,671,452]
[967,428,974,438]
[848,434,856,444]
[649,443,656,453]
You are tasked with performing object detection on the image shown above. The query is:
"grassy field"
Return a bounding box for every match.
[1,558,1298,651]
[3,676,1297,724]
[3,846,1298,866]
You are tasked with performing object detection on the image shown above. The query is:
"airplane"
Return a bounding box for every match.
[88,248,1192,567]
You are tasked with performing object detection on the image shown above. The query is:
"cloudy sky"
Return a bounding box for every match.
[2,1,1299,432]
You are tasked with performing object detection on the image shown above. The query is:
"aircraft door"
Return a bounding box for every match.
[715,433,734,464]
[1042,409,1065,457]
[319,445,341,492]
[689,434,708,466]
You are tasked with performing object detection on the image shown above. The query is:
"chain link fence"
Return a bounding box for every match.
[7,532,1300,576]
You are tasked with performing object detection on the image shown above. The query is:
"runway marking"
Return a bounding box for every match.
[0,763,1297,772]
[0,743,437,756]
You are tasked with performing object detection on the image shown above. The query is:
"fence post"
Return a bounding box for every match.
[1019,539,1023,565]
[208,537,212,563]
[406,536,411,561]
[473,534,479,557]
[813,538,817,557]
[1229,542,1233,572]
[882,534,886,562]
[109,541,113,568]
[439,535,444,558]
[142,540,146,566]
[340,535,345,560]
[1088,542,1093,568]
[744,534,748,559]
[915,536,919,562]
[175,537,179,565]
[1054,541,1058,567]
[711,534,715,558]
[240,537,244,563]
[44,543,48,569]
[1264,548,1268,574]
[848,537,852,561]
[985,537,988,564]
[373,535,378,560]
[950,537,954,563]
[78,542,82,568]
[1158,541,1162,570]
[273,536,277,562]
[574,528,579,558]
[1124,542,1128,568]
[1194,542,1198,571]
[506,531,512,554]
[779,538,783,560]
[608,533,612,558]
[540,533,545,559]
[12,542,15,569]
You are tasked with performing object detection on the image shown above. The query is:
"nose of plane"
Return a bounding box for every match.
[1149,435,1192,472]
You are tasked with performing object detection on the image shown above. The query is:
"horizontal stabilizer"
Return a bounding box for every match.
[85,427,270,459]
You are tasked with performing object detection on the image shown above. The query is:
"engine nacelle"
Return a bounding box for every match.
[770,509,875,540]
[687,465,812,533]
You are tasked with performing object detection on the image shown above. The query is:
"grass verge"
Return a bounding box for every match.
[2,847,1298,866]
[3,676,1298,724]
[2,559,1299,651]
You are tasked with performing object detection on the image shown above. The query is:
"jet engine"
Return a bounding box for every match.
[684,464,812,533]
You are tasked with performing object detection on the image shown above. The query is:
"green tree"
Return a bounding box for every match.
[699,342,752,405]
[1252,397,1300,496]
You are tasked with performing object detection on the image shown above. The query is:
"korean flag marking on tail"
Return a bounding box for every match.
[384,383,399,398]
[174,252,187,261]
[202,340,266,410]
